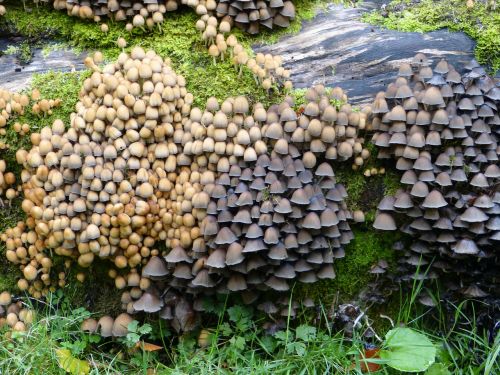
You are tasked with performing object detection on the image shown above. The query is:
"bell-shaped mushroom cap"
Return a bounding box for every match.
[234,208,252,224]
[470,173,489,188]
[143,256,168,278]
[315,162,334,177]
[275,264,296,279]
[302,212,321,229]
[258,301,278,314]
[422,87,444,106]
[280,106,297,121]
[227,274,247,291]
[317,264,336,279]
[269,242,288,260]
[460,207,488,223]
[265,276,289,291]
[97,316,114,337]
[215,227,237,244]
[243,239,267,253]
[452,239,479,254]
[422,190,447,208]
[398,62,413,77]
[112,313,133,337]
[234,96,249,114]
[394,191,414,208]
[226,242,244,265]
[462,285,488,298]
[192,269,216,288]
[236,191,254,206]
[320,208,339,226]
[291,188,310,205]
[264,227,280,244]
[435,172,452,186]
[373,212,397,230]
[133,292,164,313]
[378,196,396,211]
[206,248,226,268]
[173,264,193,279]
[165,246,190,263]
[81,318,98,333]
[274,198,292,214]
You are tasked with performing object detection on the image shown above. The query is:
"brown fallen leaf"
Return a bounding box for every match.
[135,341,163,352]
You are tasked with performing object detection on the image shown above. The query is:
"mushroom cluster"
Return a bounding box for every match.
[0,89,31,132]
[370,54,500,297]
[197,14,292,92]
[0,159,17,203]
[2,48,370,331]
[0,292,35,333]
[81,312,133,337]
[3,47,202,298]
[0,0,6,17]
[188,0,296,34]
[127,85,369,330]
[51,0,179,29]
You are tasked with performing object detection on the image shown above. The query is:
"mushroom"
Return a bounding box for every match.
[370,54,500,298]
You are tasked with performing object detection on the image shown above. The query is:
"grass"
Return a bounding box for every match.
[0,284,498,374]
[362,0,500,72]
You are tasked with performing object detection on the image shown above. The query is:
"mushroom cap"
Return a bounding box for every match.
[133,292,164,313]
[165,246,190,263]
[143,256,168,278]
[422,190,447,208]
[373,212,397,230]
[112,313,133,337]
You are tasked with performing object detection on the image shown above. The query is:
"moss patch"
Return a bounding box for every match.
[297,229,398,301]
[362,0,500,73]
[0,0,332,109]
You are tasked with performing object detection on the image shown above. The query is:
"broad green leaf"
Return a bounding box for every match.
[56,349,90,375]
[425,363,451,375]
[380,327,436,372]
[295,325,316,342]
[286,341,307,356]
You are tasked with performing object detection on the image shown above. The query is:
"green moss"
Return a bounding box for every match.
[362,0,500,72]
[0,0,331,109]
[0,245,20,293]
[383,170,402,197]
[335,167,367,211]
[65,262,123,316]
[298,229,398,301]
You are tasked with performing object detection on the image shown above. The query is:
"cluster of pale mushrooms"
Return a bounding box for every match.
[0,47,372,334]
[371,54,500,299]
[198,15,292,91]
[51,0,179,31]
[0,292,35,334]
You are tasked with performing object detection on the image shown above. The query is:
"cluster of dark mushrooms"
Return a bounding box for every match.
[196,0,296,34]
[16,0,295,35]
[0,48,370,334]
[371,54,500,299]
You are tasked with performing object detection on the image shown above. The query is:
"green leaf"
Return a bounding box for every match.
[380,327,436,372]
[286,342,307,356]
[230,336,246,350]
[127,320,139,333]
[295,325,316,342]
[424,363,451,375]
[56,349,90,375]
